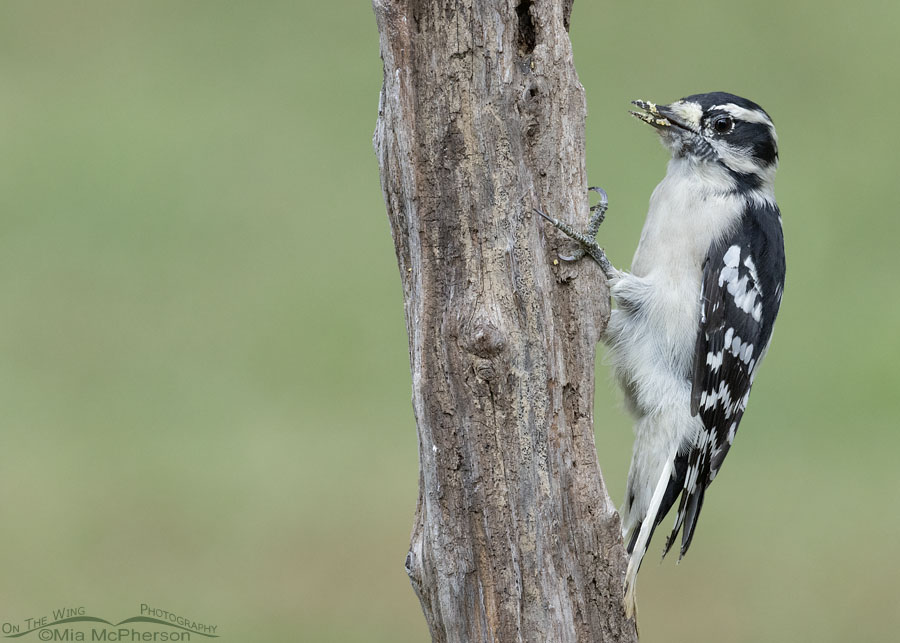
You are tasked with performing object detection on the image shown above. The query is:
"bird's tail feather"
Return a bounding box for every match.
[623,458,674,619]
[662,451,709,560]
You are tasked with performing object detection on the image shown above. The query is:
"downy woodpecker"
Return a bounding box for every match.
[537,92,785,617]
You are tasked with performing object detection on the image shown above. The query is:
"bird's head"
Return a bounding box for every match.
[630,92,778,191]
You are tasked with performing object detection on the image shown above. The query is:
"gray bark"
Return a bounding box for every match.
[372,1,638,641]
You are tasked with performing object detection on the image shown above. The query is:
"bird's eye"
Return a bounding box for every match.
[713,116,734,134]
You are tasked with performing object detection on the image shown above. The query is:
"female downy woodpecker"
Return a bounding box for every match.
[537,92,785,617]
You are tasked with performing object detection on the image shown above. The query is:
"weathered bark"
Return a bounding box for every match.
[373,1,638,641]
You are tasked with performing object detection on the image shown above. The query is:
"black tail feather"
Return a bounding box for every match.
[662,451,710,560]
[680,485,707,558]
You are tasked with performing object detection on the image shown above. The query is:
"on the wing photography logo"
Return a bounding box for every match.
[2,604,218,641]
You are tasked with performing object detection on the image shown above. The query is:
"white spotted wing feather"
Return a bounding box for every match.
[664,203,785,558]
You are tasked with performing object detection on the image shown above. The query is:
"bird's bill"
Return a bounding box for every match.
[630,99,699,133]
[629,99,672,128]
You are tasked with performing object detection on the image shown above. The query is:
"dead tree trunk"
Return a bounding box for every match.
[373,1,638,641]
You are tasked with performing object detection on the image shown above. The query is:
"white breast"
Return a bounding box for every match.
[605,158,743,409]
[632,157,743,280]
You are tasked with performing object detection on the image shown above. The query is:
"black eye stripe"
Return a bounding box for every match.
[728,122,770,142]
[726,121,779,164]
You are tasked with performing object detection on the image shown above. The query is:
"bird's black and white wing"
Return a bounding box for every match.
[664,200,786,558]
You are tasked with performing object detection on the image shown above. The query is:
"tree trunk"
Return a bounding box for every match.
[372,1,638,641]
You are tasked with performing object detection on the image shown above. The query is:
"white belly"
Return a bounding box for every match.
[605,158,744,530]
[606,159,743,407]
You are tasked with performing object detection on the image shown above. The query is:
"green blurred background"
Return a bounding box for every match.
[0,1,897,641]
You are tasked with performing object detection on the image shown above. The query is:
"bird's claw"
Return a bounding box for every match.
[533,208,583,261]
[534,187,617,279]
[587,186,608,232]
[558,251,584,262]
[588,186,608,207]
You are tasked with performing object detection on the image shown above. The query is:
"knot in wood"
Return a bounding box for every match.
[465,318,505,359]
[473,358,495,381]
[524,79,545,102]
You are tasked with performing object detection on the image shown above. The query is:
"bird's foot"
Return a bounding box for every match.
[534,186,618,280]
